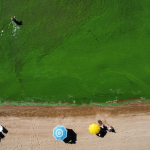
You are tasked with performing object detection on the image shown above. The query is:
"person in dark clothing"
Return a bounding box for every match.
[96,125,107,137]
[11,16,16,21]
[11,16,22,25]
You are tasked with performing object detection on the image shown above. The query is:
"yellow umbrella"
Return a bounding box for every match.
[89,124,100,134]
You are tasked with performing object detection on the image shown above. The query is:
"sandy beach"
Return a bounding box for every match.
[0,102,150,150]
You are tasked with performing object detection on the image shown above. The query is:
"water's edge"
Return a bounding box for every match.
[0,98,150,107]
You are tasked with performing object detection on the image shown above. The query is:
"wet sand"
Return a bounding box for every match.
[0,102,150,150]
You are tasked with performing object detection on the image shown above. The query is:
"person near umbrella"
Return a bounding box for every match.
[98,120,105,128]
[97,120,107,137]
[98,120,107,129]
[107,124,115,132]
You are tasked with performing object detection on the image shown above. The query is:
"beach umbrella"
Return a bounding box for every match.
[53,125,68,141]
[0,125,3,132]
[89,124,100,134]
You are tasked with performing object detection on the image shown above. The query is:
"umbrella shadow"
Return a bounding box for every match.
[63,129,77,144]
[2,126,8,134]
[96,126,107,138]
[0,125,8,142]
[0,132,5,140]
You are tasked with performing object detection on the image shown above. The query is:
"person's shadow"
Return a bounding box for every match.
[0,126,8,142]
[96,126,107,138]
[111,128,116,133]
[14,20,23,25]
[63,129,77,144]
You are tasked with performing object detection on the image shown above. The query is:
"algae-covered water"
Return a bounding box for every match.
[1,0,150,105]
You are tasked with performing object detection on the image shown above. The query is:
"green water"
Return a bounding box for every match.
[1,0,150,105]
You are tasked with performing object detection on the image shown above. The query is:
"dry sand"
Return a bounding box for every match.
[0,102,150,150]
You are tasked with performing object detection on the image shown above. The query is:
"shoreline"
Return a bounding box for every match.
[0,102,150,118]
[1,97,150,107]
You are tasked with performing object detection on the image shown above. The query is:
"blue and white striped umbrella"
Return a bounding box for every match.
[53,125,68,141]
